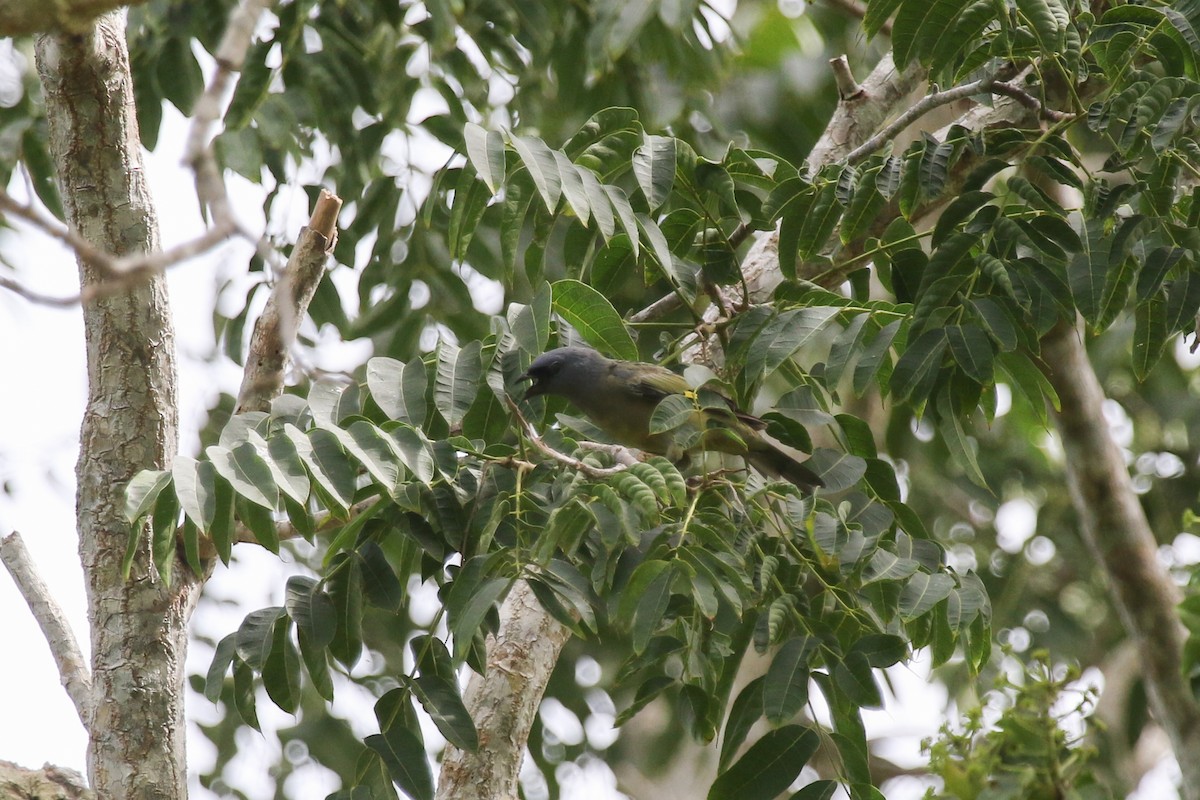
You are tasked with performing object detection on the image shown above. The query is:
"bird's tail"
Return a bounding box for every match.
[747,439,823,491]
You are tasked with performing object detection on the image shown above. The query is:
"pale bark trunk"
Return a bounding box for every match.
[1042,322,1200,799]
[436,581,571,800]
[36,11,198,799]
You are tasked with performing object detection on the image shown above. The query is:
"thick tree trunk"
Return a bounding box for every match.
[35,11,198,799]
[436,581,571,800]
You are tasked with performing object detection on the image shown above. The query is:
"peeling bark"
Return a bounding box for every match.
[35,12,199,798]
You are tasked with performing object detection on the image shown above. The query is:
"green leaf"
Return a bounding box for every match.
[288,426,356,511]
[834,652,883,708]
[434,339,482,430]
[286,575,337,648]
[263,615,301,714]
[731,307,840,388]
[366,727,435,800]
[708,725,818,800]
[232,658,260,730]
[900,572,956,620]
[763,637,811,724]
[720,676,765,772]
[297,628,334,701]
[1134,291,1169,380]
[550,279,638,360]
[1015,0,1064,53]
[946,324,994,385]
[650,394,696,434]
[618,560,674,654]
[337,421,402,492]
[603,183,641,256]
[577,165,616,239]
[448,575,510,662]
[20,128,63,219]
[511,134,562,211]
[636,213,680,285]
[206,442,278,510]
[263,433,310,505]
[633,134,676,211]
[125,469,172,526]
[358,541,404,611]
[861,549,920,585]
[790,781,838,800]
[553,150,591,226]
[205,633,238,702]
[172,457,217,532]
[236,607,285,671]
[150,482,180,582]
[850,634,907,668]
[408,673,480,752]
[367,356,429,426]
[327,553,364,668]
[464,122,506,194]
[890,328,947,406]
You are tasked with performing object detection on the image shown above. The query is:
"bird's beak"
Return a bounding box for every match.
[518,371,542,401]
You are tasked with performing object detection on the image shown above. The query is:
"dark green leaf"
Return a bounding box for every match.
[366,727,435,800]
[708,726,818,800]
[763,637,811,724]
[263,615,301,714]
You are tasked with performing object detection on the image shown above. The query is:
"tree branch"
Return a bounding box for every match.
[0,532,92,729]
[0,0,278,310]
[235,189,342,414]
[1041,322,1200,798]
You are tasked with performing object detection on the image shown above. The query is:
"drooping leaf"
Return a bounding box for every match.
[708,726,819,800]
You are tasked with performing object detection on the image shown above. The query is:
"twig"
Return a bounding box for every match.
[0,532,91,729]
[992,81,1076,122]
[505,397,632,479]
[0,186,240,305]
[845,76,996,165]
[0,271,79,307]
[629,292,683,323]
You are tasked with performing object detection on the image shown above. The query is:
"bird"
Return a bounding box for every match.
[519,346,823,490]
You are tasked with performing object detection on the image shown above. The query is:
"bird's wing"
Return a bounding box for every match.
[612,361,692,401]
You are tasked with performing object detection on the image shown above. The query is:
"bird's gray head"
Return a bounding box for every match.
[521,347,607,402]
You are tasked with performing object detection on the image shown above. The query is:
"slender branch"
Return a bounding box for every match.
[0,270,79,307]
[505,397,633,478]
[845,76,995,165]
[629,291,684,323]
[0,531,92,729]
[183,0,271,226]
[0,185,239,304]
[991,80,1076,122]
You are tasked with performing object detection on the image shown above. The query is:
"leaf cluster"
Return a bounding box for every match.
[125,277,993,798]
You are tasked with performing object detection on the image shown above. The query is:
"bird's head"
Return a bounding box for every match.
[520,347,607,402]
